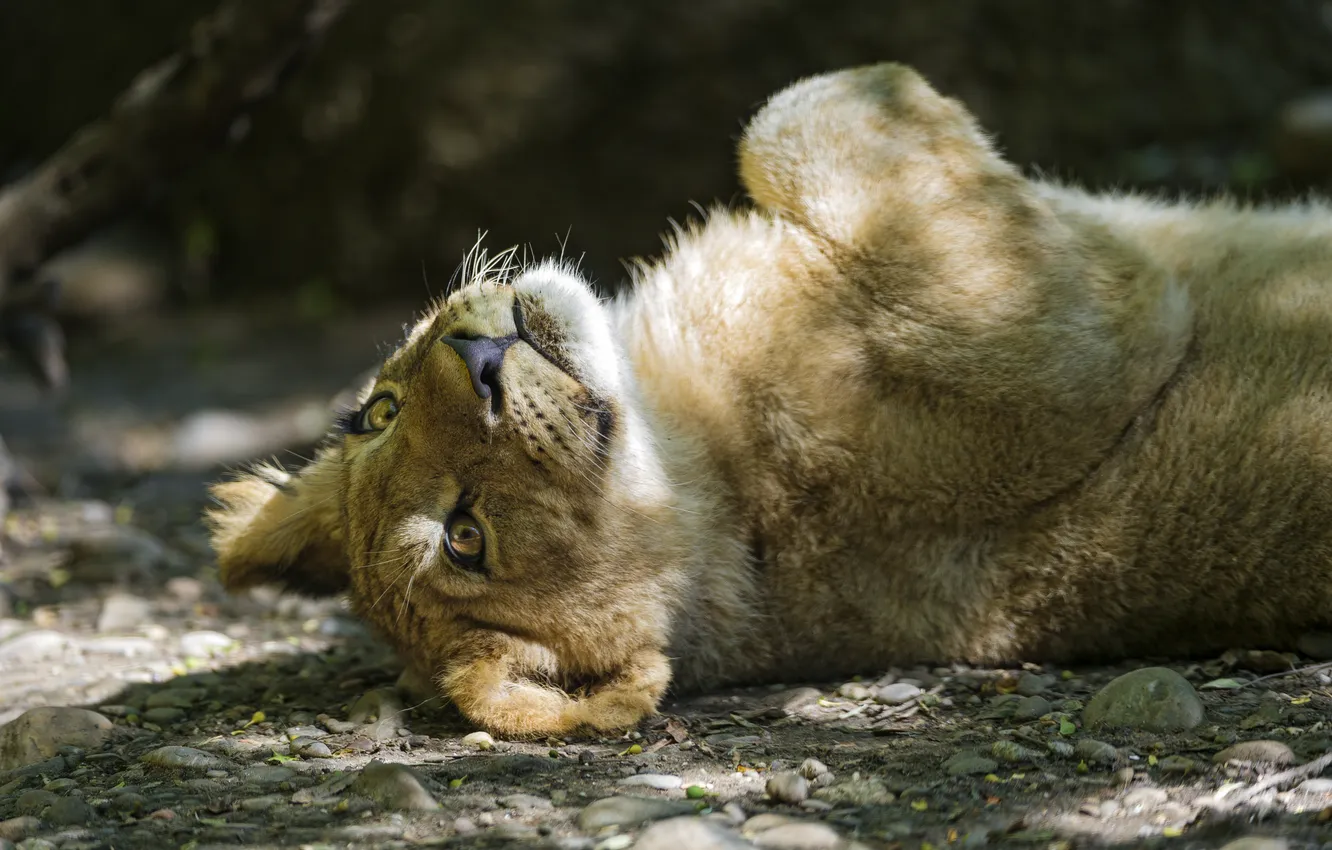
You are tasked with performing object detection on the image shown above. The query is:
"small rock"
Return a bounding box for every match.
[42,778,76,794]
[178,630,234,657]
[44,797,92,826]
[453,817,477,834]
[0,817,39,842]
[945,752,998,777]
[96,593,152,633]
[351,760,439,811]
[145,688,207,708]
[836,683,871,701]
[1047,741,1075,758]
[16,791,58,815]
[1214,740,1297,765]
[239,765,296,785]
[1297,632,1332,661]
[498,793,553,810]
[1083,667,1204,732]
[752,822,845,850]
[798,758,828,779]
[237,794,284,811]
[1157,755,1195,775]
[991,740,1038,763]
[461,731,495,750]
[139,746,233,772]
[1015,672,1055,696]
[107,793,146,814]
[811,777,895,806]
[635,817,752,850]
[1218,838,1290,850]
[348,689,404,741]
[0,631,68,662]
[617,773,682,791]
[576,796,700,830]
[1012,695,1052,721]
[0,708,113,771]
[290,737,333,758]
[766,772,809,804]
[1123,787,1169,809]
[873,683,921,705]
[141,708,186,725]
[1074,739,1119,764]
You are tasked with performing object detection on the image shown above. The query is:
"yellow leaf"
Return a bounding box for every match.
[911,800,928,811]
[1292,696,1312,705]
[1163,826,1184,837]
[1148,754,1158,766]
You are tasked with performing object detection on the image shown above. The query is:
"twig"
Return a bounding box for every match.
[1208,748,1332,811]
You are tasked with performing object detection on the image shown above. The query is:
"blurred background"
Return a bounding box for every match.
[0,0,1331,598]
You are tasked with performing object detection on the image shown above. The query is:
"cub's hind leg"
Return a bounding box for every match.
[733,63,1192,522]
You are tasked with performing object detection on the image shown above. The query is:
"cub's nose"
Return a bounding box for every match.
[440,334,518,401]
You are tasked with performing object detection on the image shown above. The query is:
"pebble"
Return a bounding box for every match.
[16,792,58,815]
[1217,838,1289,850]
[617,773,682,790]
[873,683,922,705]
[635,817,752,850]
[1296,632,1332,661]
[0,818,39,842]
[107,794,146,814]
[752,822,844,849]
[453,817,477,834]
[239,765,296,785]
[145,688,206,708]
[1123,787,1169,809]
[576,796,700,830]
[1015,672,1055,696]
[351,760,439,811]
[461,731,495,750]
[1082,667,1204,732]
[798,758,828,779]
[237,794,284,811]
[1157,755,1196,775]
[945,752,998,776]
[766,771,810,804]
[43,798,91,826]
[811,777,895,806]
[497,793,553,810]
[0,708,113,771]
[139,746,234,772]
[835,683,871,701]
[42,779,77,794]
[178,630,234,657]
[991,740,1038,763]
[141,708,186,725]
[1011,695,1052,721]
[1214,740,1296,765]
[290,737,333,758]
[96,593,152,633]
[1074,739,1119,764]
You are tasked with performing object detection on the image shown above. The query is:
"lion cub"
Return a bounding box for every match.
[207,63,1332,737]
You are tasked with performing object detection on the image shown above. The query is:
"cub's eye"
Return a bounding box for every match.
[355,392,399,433]
[445,511,486,568]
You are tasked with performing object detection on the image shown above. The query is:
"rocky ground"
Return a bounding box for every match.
[3,306,1332,850]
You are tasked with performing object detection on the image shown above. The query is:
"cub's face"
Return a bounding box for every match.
[207,260,685,733]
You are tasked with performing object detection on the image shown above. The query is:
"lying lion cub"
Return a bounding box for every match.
[207,63,1332,738]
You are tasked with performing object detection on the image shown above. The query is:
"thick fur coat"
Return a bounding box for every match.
[207,64,1332,737]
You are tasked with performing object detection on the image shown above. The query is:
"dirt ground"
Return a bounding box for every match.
[2,305,1332,850]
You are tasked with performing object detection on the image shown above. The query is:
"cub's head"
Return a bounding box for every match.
[206,256,687,734]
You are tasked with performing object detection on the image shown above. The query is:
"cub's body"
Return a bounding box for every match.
[208,64,1332,736]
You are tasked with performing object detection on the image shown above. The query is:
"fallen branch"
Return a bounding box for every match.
[0,0,352,388]
[1207,747,1332,812]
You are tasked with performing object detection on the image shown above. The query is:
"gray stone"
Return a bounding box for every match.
[1074,739,1119,764]
[753,822,845,849]
[239,765,296,785]
[873,683,922,705]
[617,773,683,790]
[351,760,439,811]
[835,683,871,701]
[145,688,207,708]
[1015,672,1055,697]
[0,631,69,663]
[1218,839,1289,850]
[178,631,234,657]
[1083,667,1204,732]
[460,731,494,750]
[237,794,285,811]
[765,771,809,804]
[141,708,186,725]
[1214,740,1296,765]
[634,817,751,850]
[139,746,234,772]
[1297,632,1332,660]
[1011,695,1052,721]
[15,791,57,815]
[1298,778,1332,794]
[811,777,895,806]
[798,758,829,779]
[291,737,332,758]
[576,796,700,830]
[0,818,39,842]
[95,593,152,633]
[43,797,91,826]
[497,793,553,810]
[991,740,1039,763]
[944,752,998,776]
[0,708,113,771]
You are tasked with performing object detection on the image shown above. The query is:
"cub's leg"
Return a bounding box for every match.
[736,64,1192,522]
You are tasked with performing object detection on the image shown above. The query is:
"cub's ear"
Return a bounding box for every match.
[204,444,349,596]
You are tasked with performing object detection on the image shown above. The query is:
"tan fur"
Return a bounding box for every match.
[205,63,1332,738]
